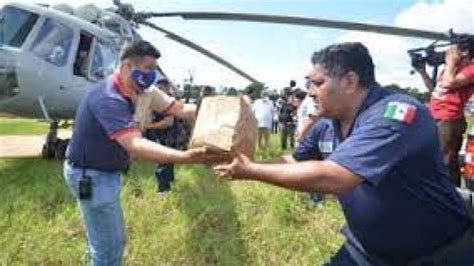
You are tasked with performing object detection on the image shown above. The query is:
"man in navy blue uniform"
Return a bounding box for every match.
[64,40,217,265]
[215,42,474,265]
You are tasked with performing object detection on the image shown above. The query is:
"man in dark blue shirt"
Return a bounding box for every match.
[215,42,474,265]
[64,40,217,265]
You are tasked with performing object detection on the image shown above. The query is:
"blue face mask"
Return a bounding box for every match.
[131,69,165,90]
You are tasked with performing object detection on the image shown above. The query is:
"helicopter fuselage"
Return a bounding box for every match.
[0,2,133,120]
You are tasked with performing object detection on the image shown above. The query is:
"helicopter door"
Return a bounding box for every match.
[69,34,118,116]
[68,31,96,116]
[87,38,118,81]
[72,34,117,83]
[73,31,94,78]
[17,17,74,118]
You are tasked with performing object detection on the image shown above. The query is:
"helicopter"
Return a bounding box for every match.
[0,0,466,159]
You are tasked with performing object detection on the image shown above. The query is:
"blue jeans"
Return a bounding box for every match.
[63,161,126,266]
[324,245,359,266]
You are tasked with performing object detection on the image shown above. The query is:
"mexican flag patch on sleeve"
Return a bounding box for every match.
[383,101,417,124]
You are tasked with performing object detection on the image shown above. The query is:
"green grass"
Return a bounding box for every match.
[467,115,474,131]
[0,117,48,135]
[3,112,474,264]
[0,136,345,265]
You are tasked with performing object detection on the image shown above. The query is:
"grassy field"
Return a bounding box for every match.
[2,112,474,264]
[0,117,48,135]
[0,121,345,265]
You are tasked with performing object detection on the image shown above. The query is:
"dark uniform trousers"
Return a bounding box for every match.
[280,122,295,150]
[326,224,474,266]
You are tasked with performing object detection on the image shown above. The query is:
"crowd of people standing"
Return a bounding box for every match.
[249,82,321,152]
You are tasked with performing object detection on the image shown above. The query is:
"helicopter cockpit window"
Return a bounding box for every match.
[0,6,39,47]
[89,40,118,80]
[30,18,73,67]
[74,32,93,77]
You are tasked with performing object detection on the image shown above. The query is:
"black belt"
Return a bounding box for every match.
[355,223,474,266]
[406,223,474,266]
[66,159,128,174]
[67,160,86,168]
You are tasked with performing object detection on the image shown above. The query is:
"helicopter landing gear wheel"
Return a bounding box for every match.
[41,121,69,160]
[54,139,69,160]
[42,121,58,159]
[41,139,69,160]
[41,143,55,159]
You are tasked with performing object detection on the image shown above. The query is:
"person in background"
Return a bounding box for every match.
[272,105,279,134]
[279,93,296,150]
[416,42,474,187]
[273,95,284,134]
[291,88,307,141]
[252,91,275,150]
[295,80,321,144]
[144,80,178,195]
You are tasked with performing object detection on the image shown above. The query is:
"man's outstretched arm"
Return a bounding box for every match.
[214,154,362,195]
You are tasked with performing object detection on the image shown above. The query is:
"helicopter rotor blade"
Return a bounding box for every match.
[141,12,449,41]
[140,21,259,83]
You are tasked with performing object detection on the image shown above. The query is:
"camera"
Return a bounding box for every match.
[78,175,92,200]
[408,30,474,70]
[408,47,445,70]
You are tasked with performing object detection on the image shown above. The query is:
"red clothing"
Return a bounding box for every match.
[429,63,474,120]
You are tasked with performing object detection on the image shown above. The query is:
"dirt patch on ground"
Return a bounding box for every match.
[0,113,15,118]
[0,130,72,158]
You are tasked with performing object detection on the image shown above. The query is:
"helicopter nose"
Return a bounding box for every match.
[0,48,20,101]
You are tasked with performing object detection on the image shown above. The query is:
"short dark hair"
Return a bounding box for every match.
[292,89,307,100]
[289,80,296,88]
[311,42,376,88]
[458,42,474,58]
[120,40,161,61]
[156,79,171,86]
